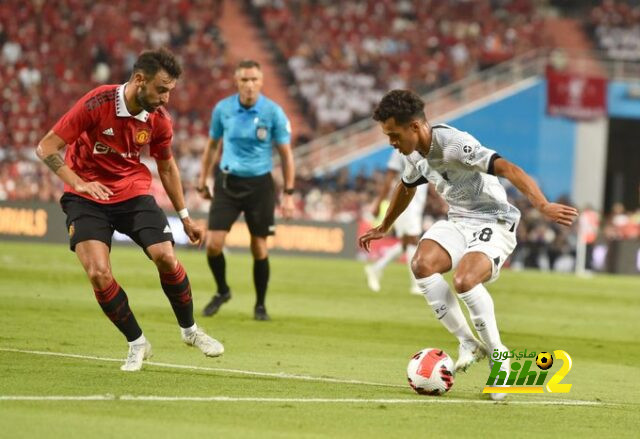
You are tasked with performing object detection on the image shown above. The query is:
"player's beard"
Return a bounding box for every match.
[136,87,160,113]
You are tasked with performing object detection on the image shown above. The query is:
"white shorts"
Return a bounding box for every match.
[394,204,423,237]
[420,219,517,283]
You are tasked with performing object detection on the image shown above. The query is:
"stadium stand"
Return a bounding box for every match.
[0,0,231,203]
[587,0,640,60]
[248,0,544,133]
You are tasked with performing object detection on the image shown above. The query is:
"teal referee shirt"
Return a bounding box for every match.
[210,94,291,177]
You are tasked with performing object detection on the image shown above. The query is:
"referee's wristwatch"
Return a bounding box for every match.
[283,188,295,195]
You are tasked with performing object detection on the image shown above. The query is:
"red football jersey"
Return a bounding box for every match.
[52,84,173,203]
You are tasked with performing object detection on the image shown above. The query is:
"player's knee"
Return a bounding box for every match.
[250,245,268,259]
[453,272,481,293]
[86,264,113,290]
[206,240,224,256]
[411,253,439,278]
[153,250,177,272]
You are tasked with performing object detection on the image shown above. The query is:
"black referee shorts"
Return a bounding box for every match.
[60,193,174,252]
[208,171,275,237]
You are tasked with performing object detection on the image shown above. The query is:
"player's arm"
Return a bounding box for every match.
[196,137,222,199]
[358,181,416,252]
[156,157,203,245]
[36,130,113,201]
[372,168,398,217]
[494,158,578,227]
[276,142,295,219]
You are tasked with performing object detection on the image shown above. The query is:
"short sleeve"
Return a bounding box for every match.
[401,159,428,188]
[150,115,173,160]
[443,131,501,175]
[52,90,98,144]
[209,104,223,140]
[272,106,291,146]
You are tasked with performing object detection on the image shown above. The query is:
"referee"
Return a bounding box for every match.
[197,60,295,321]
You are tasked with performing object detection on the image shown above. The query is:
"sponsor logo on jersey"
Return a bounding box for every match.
[102,127,114,136]
[93,141,139,159]
[93,142,117,155]
[134,129,151,145]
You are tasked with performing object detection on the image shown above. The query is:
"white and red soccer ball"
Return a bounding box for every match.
[407,348,455,395]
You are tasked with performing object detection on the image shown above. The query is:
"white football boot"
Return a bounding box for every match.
[183,328,224,357]
[455,338,487,372]
[120,341,153,372]
[364,265,381,292]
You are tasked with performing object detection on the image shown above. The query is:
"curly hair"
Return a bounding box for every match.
[133,48,182,79]
[372,89,425,124]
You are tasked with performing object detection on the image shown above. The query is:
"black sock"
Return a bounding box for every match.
[94,280,142,342]
[253,257,269,307]
[207,253,230,295]
[159,262,195,328]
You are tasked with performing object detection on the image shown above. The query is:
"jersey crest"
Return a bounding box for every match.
[134,129,151,145]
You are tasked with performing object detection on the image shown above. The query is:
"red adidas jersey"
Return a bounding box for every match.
[52,84,173,203]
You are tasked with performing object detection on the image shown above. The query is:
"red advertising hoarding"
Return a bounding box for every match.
[547,69,607,120]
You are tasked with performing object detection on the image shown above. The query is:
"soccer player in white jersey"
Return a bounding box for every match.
[359,90,578,400]
[365,149,428,294]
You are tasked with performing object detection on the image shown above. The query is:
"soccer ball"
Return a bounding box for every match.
[407,348,455,395]
[536,352,553,370]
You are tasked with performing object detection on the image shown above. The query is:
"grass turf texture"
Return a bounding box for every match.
[1,240,639,438]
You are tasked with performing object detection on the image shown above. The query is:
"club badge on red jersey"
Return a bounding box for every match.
[135,129,151,145]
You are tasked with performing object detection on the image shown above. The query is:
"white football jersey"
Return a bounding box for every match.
[401,123,520,225]
[387,149,428,209]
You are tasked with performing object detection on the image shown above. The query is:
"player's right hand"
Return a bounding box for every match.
[74,181,113,201]
[196,185,212,199]
[358,226,387,253]
[540,202,579,227]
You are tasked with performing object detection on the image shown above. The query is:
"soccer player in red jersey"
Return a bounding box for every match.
[36,49,224,371]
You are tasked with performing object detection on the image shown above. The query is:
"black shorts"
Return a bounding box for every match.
[208,171,275,236]
[60,193,174,252]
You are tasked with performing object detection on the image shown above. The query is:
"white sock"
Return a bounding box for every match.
[416,274,476,343]
[372,242,403,272]
[128,333,147,347]
[459,284,502,351]
[405,244,418,288]
[180,323,198,338]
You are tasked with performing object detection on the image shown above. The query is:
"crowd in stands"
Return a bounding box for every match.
[587,0,640,60]
[249,0,544,133]
[0,0,229,202]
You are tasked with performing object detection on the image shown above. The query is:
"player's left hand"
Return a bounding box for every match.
[358,226,387,252]
[281,194,295,219]
[540,202,579,227]
[182,217,204,247]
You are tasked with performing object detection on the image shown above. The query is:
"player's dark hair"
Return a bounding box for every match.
[133,48,182,79]
[372,89,426,124]
[236,59,261,71]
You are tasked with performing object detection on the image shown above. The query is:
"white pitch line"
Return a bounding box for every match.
[0,347,403,388]
[0,394,606,406]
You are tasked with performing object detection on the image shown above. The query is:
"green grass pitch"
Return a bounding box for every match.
[1,241,639,438]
